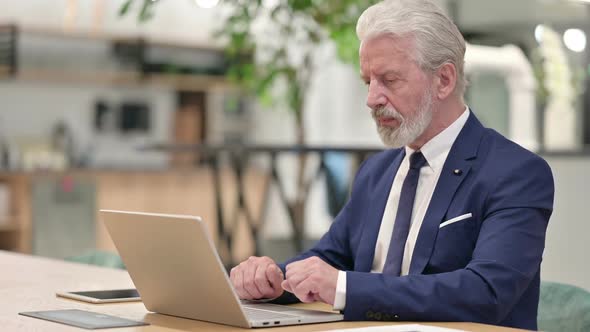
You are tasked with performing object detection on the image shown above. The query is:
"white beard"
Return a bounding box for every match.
[371,87,434,148]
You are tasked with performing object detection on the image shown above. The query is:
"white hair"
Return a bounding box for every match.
[356,0,467,96]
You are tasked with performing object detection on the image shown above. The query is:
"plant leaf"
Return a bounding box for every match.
[119,0,133,16]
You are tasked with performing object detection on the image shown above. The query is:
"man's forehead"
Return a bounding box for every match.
[360,67,404,79]
[360,45,412,74]
[360,35,415,61]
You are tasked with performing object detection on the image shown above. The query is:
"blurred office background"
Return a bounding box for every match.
[0,0,589,294]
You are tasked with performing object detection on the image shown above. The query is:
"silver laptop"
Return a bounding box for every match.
[101,210,344,328]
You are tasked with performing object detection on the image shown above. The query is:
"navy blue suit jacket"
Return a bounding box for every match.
[276,113,554,330]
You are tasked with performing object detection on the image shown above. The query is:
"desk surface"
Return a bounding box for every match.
[0,251,528,331]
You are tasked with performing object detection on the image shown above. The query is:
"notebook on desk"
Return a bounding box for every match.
[100,209,344,328]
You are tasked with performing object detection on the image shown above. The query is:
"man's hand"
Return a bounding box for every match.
[230,256,284,300]
[282,256,339,305]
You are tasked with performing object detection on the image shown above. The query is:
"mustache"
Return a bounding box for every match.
[371,107,404,121]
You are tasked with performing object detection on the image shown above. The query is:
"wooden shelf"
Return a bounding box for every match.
[0,65,229,91]
[17,24,225,52]
[0,223,20,232]
[0,23,233,91]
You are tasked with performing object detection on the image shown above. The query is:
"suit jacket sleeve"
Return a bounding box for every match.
[272,158,371,304]
[343,155,554,325]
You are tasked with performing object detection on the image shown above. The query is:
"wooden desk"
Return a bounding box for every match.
[0,251,527,331]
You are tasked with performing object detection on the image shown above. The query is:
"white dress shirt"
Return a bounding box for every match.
[333,107,470,310]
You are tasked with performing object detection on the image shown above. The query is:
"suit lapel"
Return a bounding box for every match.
[356,150,405,272]
[409,112,485,275]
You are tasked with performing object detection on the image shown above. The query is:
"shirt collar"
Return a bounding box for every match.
[405,106,470,171]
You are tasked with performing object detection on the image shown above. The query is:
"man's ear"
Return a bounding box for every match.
[434,63,457,100]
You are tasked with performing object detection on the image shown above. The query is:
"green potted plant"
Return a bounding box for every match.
[120,0,378,251]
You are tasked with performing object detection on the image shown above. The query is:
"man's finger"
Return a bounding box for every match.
[281,279,293,293]
[244,262,263,298]
[233,268,251,299]
[293,278,318,303]
[266,265,284,296]
[283,268,313,297]
[285,256,320,280]
[287,268,312,288]
[229,267,239,296]
[230,267,236,284]
[254,263,274,297]
[285,260,306,279]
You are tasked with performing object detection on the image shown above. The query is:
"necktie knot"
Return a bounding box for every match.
[409,151,427,170]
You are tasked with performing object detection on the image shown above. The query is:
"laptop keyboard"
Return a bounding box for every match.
[242,306,298,320]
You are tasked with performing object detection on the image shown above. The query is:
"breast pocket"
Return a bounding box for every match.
[426,212,478,273]
[439,213,472,229]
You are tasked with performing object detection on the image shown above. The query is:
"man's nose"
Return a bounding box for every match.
[366,82,387,110]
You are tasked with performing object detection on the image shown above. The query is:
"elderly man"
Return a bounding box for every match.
[230,0,554,330]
